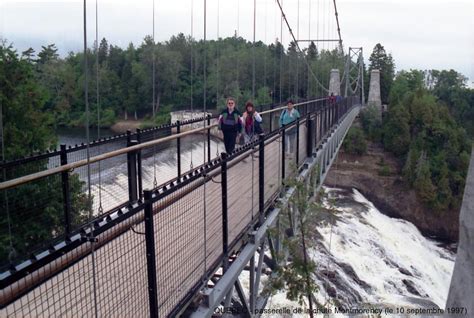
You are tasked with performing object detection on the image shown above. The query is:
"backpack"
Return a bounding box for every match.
[254,120,263,134]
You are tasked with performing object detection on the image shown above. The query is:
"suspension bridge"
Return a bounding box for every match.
[1,0,382,316]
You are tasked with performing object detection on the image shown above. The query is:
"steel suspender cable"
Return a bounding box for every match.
[95,0,103,214]
[317,0,321,98]
[273,0,277,105]
[237,0,240,37]
[83,1,98,316]
[216,0,220,106]
[190,0,195,168]
[83,0,92,230]
[296,0,300,101]
[263,0,268,97]
[152,0,158,188]
[275,0,329,94]
[252,0,256,100]
[279,0,283,105]
[203,0,207,162]
[202,0,208,279]
[236,0,241,99]
[307,0,312,99]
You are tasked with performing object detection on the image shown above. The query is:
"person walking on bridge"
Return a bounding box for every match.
[328,92,337,107]
[241,101,263,144]
[218,97,243,154]
[279,99,300,154]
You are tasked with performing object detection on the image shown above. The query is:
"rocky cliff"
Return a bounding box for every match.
[324,143,459,242]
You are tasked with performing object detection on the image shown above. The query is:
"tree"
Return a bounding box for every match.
[383,104,411,156]
[37,44,59,64]
[385,69,471,212]
[0,43,89,267]
[413,153,436,206]
[98,37,109,65]
[21,47,36,62]
[307,41,318,60]
[343,127,367,155]
[360,105,382,142]
[368,43,395,104]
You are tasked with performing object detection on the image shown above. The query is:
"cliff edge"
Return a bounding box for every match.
[324,143,459,242]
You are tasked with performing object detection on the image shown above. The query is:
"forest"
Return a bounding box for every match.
[352,66,473,213]
[3,35,346,130]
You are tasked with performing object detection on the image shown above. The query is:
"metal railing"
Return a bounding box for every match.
[0,96,359,316]
[0,98,325,267]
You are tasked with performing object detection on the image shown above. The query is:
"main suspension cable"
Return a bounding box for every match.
[332,0,343,54]
[275,0,329,94]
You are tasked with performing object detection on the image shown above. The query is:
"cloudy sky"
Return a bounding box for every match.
[1,0,473,84]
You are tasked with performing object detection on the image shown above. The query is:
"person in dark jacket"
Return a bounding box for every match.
[218,97,243,154]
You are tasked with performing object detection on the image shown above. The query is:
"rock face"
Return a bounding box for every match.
[445,151,474,315]
[324,143,459,242]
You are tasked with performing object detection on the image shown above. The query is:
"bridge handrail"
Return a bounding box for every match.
[0,98,326,191]
[0,115,210,169]
[0,96,323,171]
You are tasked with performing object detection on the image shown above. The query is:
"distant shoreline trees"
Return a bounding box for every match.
[2,34,345,133]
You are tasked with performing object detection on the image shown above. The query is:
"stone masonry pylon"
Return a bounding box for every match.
[329,69,341,96]
[367,69,382,110]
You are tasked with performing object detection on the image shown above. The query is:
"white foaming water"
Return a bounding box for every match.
[265,187,455,315]
[86,135,222,213]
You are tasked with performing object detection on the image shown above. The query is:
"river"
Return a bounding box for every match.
[262,187,455,316]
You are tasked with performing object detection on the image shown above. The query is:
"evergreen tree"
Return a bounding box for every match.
[368,43,395,104]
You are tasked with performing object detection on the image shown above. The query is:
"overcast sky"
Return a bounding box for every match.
[1,0,473,85]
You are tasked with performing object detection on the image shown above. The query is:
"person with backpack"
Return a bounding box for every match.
[241,101,263,144]
[279,99,300,154]
[218,97,243,154]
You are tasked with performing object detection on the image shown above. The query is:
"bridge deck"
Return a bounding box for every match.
[1,98,360,317]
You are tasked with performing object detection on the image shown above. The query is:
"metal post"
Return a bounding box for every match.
[144,190,159,318]
[250,256,256,313]
[333,102,336,126]
[269,104,274,132]
[207,115,211,163]
[136,128,143,198]
[307,116,314,157]
[60,144,71,234]
[319,110,323,146]
[221,152,229,271]
[176,120,181,178]
[281,127,286,181]
[258,134,265,225]
[296,119,300,165]
[325,104,329,134]
[127,130,138,202]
